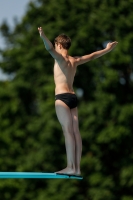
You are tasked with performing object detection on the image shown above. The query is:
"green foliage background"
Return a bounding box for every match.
[0,0,133,199]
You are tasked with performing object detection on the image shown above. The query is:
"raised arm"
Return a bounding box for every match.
[75,41,118,66]
[38,27,62,61]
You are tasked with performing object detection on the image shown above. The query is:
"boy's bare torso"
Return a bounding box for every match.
[54,55,77,95]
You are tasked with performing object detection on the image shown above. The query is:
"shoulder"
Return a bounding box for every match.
[67,56,76,64]
[71,56,82,66]
[49,47,64,62]
[68,55,78,62]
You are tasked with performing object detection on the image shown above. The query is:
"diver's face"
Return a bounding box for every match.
[54,42,58,50]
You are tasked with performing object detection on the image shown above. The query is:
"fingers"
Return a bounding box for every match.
[108,41,118,44]
[38,27,42,31]
[113,42,118,47]
[111,41,118,45]
[108,41,118,48]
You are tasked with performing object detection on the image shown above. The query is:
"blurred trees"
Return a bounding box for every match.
[0,0,133,200]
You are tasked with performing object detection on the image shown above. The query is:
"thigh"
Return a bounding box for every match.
[55,100,73,132]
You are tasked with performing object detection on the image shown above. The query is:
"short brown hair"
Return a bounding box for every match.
[54,34,71,50]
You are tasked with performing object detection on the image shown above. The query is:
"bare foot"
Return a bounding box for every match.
[55,167,76,175]
[75,172,81,176]
[75,170,81,176]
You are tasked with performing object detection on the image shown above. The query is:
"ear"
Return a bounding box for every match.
[59,43,63,49]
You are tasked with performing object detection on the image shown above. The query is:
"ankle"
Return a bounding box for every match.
[67,165,76,172]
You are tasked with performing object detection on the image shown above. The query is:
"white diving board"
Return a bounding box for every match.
[0,172,83,180]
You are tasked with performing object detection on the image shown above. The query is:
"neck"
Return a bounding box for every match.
[61,49,69,57]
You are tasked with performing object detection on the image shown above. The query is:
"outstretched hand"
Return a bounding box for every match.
[38,27,44,38]
[106,41,118,51]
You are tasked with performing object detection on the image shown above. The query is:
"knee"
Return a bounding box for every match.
[62,125,73,135]
[73,126,80,136]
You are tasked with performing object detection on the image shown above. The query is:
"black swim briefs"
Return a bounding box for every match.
[55,93,78,109]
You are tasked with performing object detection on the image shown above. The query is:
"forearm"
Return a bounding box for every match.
[92,41,118,60]
[40,33,53,51]
[91,48,110,60]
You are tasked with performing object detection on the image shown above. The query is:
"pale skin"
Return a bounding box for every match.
[38,27,118,175]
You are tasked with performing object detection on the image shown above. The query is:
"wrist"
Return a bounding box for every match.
[105,47,111,52]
